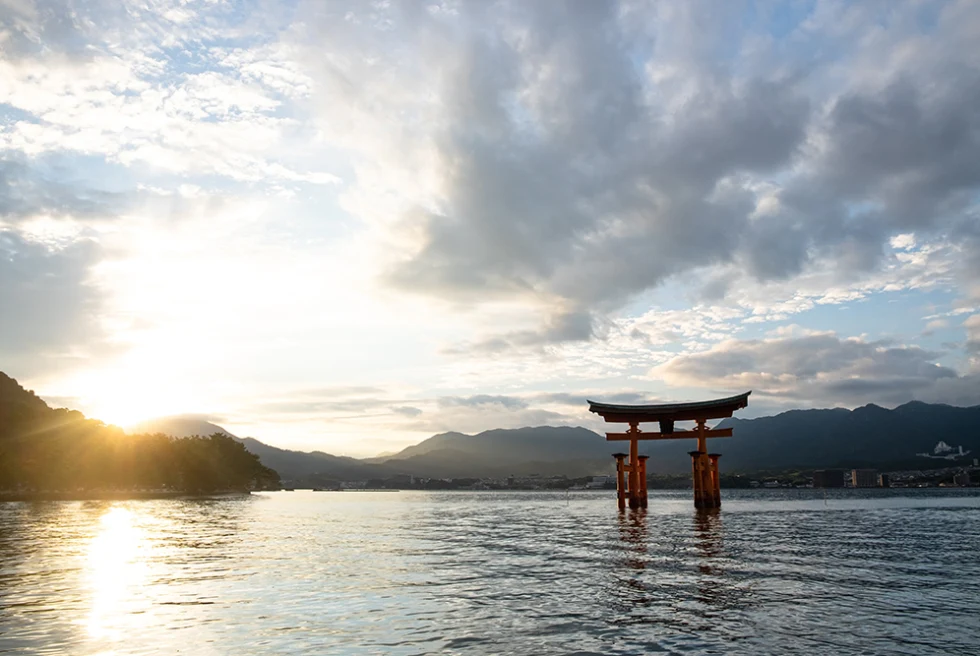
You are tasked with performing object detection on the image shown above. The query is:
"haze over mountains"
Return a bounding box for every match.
[137,401,980,483]
[4,370,976,486]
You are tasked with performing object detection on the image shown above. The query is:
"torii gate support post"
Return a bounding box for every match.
[696,419,716,510]
[613,453,628,511]
[689,450,704,508]
[628,422,640,510]
[708,454,721,508]
[638,455,649,508]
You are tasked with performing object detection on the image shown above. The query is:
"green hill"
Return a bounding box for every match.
[0,372,279,494]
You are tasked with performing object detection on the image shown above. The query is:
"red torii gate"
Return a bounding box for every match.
[588,392,751,510]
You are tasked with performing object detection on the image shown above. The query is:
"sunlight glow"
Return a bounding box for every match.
[85,506,151,642]
[60,347,212,428]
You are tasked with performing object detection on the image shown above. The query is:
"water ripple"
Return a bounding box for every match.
[1,490,979,655]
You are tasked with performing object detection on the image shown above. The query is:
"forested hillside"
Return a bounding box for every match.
[0,372,280,493]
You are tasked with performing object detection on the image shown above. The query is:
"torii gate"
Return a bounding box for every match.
[588,392,750,510]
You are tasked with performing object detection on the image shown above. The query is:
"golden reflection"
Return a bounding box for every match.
[85,506,151,642]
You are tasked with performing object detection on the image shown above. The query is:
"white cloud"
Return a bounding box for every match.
[4,0,980,452]
[654,331,979,407]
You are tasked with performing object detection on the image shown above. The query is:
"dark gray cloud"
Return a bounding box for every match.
[449,310,598,354]
[964,315,980,361]
[383,16,810,310]
[760,69,980,278]
[298,1,980,346]
[953,213,980,300]
[657,332,978,407]
[0,229,107,370]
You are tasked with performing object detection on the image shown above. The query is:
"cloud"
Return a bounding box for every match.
[0,229,108,368]
[964,314,980,370]
[655,331,979,407]
[252,386,403,417]
[0,156,127,222]
[437,395,530,411]
[284,0,980,349]
[448,309,597,355]
[4,0,980,450]
[0,0,334,187]
[372,10,809,308]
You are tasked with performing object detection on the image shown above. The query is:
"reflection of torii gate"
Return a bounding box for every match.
[588,392,751,510]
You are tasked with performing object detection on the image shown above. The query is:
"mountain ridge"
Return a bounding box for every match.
[136,399,980,482]
[8,366,978,483]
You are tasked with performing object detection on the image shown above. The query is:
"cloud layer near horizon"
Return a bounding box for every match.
[2,0,979,454]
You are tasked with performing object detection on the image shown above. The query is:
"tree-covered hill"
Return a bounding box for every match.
[0,372,280,493]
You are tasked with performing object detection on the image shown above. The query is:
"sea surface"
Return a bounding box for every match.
[2,489,979,655]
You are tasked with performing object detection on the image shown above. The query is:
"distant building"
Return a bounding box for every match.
[877,473,890,488]
[586,475,614,489]
[953,472,972,487]
[852,469,878,488]
[813,469,845,488]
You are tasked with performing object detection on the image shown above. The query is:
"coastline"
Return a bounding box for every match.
[0,490,253,502]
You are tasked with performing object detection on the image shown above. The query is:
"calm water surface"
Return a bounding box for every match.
[2,490,979,655]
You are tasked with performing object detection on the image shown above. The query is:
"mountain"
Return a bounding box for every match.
[143,400,980,481]
[0,372,49,414]
[0,372,278,492]
[713,401,980,471]
[372,425,698,477]
[375,426,608,464]
[131,417,233,438]
[234,437,393,483]
[132,416,395,485]
[18,372,978,486]
[371,402,980,476]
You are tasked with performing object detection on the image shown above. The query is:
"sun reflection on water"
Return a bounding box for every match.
[85,506,152,643]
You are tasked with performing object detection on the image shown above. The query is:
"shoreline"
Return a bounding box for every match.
[0,490,253,502]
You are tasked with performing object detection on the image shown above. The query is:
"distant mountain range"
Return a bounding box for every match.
[6,371,977,484]
[132,417,394,484]
[136,401,980,482]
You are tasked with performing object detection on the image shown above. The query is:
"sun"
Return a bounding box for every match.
[65,368,202,429]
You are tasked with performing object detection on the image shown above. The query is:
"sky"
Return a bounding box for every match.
[2,0,979,456]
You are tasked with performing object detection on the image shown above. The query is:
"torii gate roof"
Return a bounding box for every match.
[587,391,751,423]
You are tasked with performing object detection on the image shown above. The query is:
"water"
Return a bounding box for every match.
[2,490,979,655]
